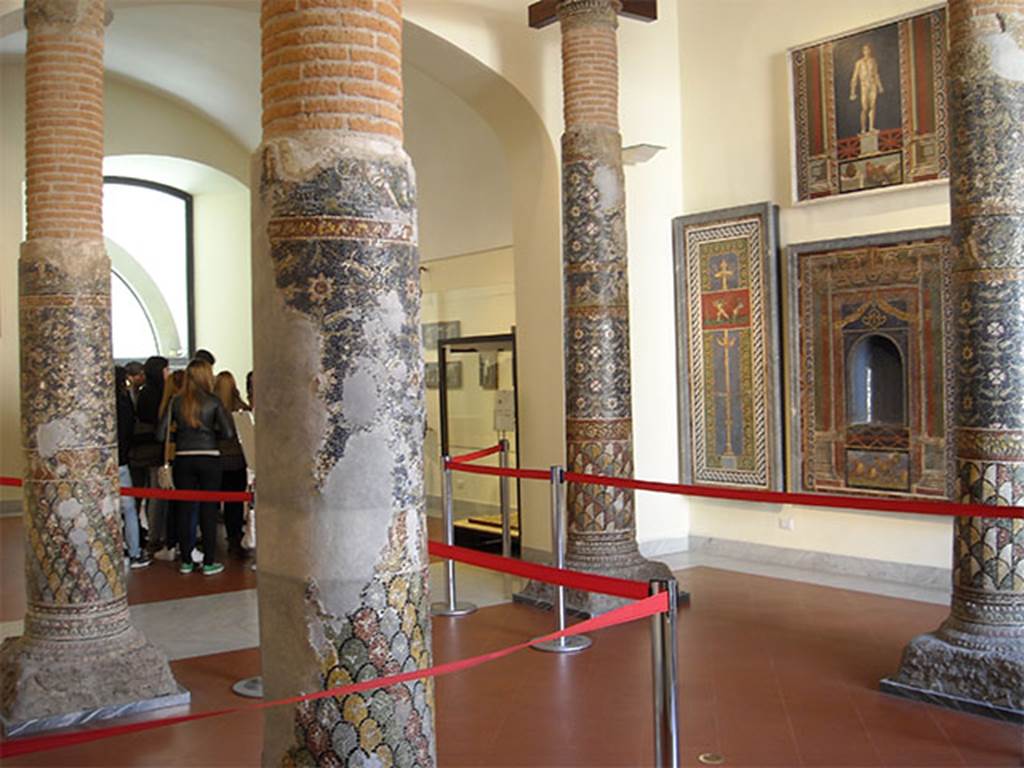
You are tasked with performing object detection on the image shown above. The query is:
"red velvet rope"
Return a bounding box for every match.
[444,462,552,481]
[448,444,503,463]
[429,541,649,600]
[0,592,668,759]
[0,477,252,503]
[562,470,1024,520]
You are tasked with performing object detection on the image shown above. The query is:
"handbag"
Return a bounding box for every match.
[156,401,175,490]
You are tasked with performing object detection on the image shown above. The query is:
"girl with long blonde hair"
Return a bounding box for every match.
[214,371,250,557]
[157,358,236,575]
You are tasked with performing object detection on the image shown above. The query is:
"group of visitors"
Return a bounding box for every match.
[114,349,254,576]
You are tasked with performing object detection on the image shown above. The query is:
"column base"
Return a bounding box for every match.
[514,555,689,617]
[883,631,1024,724]
[0,627,187,737]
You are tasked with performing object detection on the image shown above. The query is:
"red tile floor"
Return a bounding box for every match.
[1,515,1022,766]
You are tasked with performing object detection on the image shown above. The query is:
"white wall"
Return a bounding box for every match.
[677,0,952,567]
[420,248,516,511]
[405,65,513,262]
[406,2,692,553]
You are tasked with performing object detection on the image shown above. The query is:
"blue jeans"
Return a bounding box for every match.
[119,464,141,558]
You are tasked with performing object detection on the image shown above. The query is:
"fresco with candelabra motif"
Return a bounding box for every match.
[673,203,783,491]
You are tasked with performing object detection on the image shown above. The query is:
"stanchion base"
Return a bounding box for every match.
[231,676,263,699]
[532,635,592,654]
[430,601,478,617]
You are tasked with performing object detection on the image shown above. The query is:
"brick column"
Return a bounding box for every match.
[884,0,1024,720]
[254,1,435,764]
[0,0,183,735]
[557,0,671,613]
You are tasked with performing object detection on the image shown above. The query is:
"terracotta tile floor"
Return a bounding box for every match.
[1,513,1022,766]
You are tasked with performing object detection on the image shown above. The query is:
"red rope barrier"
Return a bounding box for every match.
[0,477,253,504]
[0,592,668,759]
[448,444,503,464]
[563,470,1024,520]
[122,487,253,503]
[445,462,551,482]
[429,541,649,600]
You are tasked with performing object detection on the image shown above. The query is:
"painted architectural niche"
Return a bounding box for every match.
[790,5,948,201]
[785,228,953,498]
[673,203,784,491]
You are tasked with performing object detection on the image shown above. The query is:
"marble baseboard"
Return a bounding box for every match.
[1,687,191,738]
[639,536,689,558]
[880,678,1023,724]
[686,535,951,591]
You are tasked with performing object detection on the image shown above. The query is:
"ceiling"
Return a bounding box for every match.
[0,4,262,149]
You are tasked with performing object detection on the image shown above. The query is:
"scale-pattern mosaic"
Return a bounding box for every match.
[947,0,1024,604]
[263,147,435,765]
[18,243,127,628]
[562,141,637,545]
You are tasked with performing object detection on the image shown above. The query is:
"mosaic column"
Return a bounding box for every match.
[254,1,435,764]
[558,0,671,613]
[0,0,183,734]
[885,0,1024,719]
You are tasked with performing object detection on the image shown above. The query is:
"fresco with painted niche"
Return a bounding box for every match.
[673,203,784,491]
[790,5,948,201]
[785,228,952,498]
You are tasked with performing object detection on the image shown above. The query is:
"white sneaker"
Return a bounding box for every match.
[153,547,176,561]
[191,547,203,565]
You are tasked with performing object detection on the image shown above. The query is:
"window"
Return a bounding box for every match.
[104,177,194,362]
[847,334,906,426]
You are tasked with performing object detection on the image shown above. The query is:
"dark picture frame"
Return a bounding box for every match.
[672,202,784,491]
[789,5,948,202]
[783,227,953,499]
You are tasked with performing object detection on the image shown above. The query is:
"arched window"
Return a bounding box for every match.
[104,177,193,362]
[847,334,905,425]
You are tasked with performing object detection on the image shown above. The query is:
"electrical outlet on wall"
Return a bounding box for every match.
[778,516,795,531]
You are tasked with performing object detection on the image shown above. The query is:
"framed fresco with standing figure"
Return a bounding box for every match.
[789,5,948,202]
[784,227,953,499]
[672,202,784,492]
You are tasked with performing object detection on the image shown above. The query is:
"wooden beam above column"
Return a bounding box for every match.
[528,0,656,29]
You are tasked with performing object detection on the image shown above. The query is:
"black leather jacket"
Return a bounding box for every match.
[157,392,236,453]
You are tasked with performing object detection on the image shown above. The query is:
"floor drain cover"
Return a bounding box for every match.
[698,754,725,765]
[231,676,264,699]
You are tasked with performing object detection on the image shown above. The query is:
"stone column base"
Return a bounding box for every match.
[515,555,687,617]
[882,631,1024,724]
[0,627,187,737]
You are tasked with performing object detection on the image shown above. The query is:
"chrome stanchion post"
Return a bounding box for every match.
[431,455,476,617]
[650,579,680,768]
[532,465,590,653]
[499,438,511,559]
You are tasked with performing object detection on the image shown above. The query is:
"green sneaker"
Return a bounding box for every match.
[202,563,225,576]
[179,563,194,575]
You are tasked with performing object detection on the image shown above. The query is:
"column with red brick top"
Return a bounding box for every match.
[0,0,183,735]
[883,0,1024,719]
[254,1,434,764]
[556,0,671,614]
